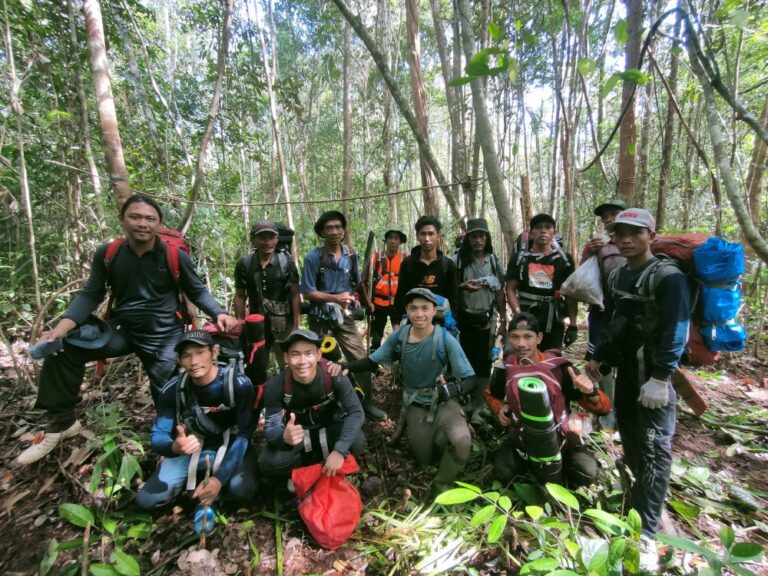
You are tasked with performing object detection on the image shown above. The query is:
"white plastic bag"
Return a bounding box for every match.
[560,256,604,307]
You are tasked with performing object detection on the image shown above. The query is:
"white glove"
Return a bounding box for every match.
[638,377,670,409]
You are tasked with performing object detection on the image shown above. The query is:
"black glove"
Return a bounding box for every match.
[563,325,578,347]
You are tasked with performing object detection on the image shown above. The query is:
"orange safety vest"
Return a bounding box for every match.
[372,252,403,307]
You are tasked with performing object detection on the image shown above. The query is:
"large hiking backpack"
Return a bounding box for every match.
[103,229,197,326]
[275,223,295,254]
[282,358,338,429]
[512,231,570,285]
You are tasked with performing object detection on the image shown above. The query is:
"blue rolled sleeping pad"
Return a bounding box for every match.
[518,377,562,484]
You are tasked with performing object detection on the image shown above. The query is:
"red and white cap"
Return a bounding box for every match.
[606,208,656,232]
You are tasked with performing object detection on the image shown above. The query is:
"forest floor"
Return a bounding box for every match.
[1,336,767,575]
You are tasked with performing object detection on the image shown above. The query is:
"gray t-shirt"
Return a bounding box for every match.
[370,325,474,399]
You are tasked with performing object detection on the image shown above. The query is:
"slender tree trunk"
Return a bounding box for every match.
[342,21,353,218]
[178,0,233,233]
[456,0,515,250]
[617,0,643,203]
[406,0,439,215]
[520,173,533,226]
[743,95,768,256]
[331,0,464,227]
[687,35,768,264]
[3,0,41,311]
[83,0,132,210]
[377,0,399,224]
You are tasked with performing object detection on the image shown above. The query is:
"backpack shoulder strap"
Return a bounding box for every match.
[394,324,411,363]
[158,236,182,287]
[283,368,294,407]
[103,238,127,280]
[222,366,236,409]
[431,325,448,364]
[176,371,191,424]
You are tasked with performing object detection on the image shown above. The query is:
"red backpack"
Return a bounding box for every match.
[504,351,572,438]
[292,454,362,550]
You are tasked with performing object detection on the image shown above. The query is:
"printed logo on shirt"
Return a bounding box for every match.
[421,274,437,287]
[528,263,555,291]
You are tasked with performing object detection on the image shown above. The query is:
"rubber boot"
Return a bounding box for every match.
[597,371,616,431]
[358,373,387,421]
[466,377,486,425]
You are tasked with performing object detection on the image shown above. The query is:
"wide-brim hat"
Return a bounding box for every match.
[314,211,347,236]
[65,315,113,349]
[279,329,322,351]
[593,198,627,217]
[383,225,407,243]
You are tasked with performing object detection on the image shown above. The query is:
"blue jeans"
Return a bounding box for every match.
[136,447,258,509]
[615,376,676,536]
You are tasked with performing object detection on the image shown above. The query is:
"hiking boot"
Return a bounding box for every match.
[363,402,388,421]
[638,535,660,574]
[193,505,215,535]
[15,420,82,466]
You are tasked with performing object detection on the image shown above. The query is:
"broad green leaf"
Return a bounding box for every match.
[618,69,652,84]
[488,22,502,41]
[87,462,103,494]
[454,481,482,493]
[514,483,541,504]
[125,522,152,540]
[720,525,735,550]
[471,504,496,527]
[599,73,621,99]
[525,505,545,520]
[669,499,700,522]
[90,565,119,576]
[482,491,500,503]
[498,495,512,512]
[507,58,519,82]
[564,539,580,558]
[546,483,580,511]
[434,487,481,505]
[102,517,117,535]
[577,58,597,77]
[624,539,640,573]
[117,454,142,487]
[520,557,559,575]
[584,509,632,532]
[110,550,140,576]
[47,110,73,120]
[613,19,628,45]
[655,534,716,561]
[588,541,610,572]
[57,538,84,551]
[487,514,507,543]
[729,542,765,563]
[698,568,716,576]
[548,571,581,576]
[58,503,95,528]
[730,566,759,576]
[448,76,473,87]
[627,509,643,538]
[39,538,59,576]
[609,537,627,563]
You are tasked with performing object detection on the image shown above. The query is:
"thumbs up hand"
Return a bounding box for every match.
[568,366,596,395]
[283,413,304,446]
[172,424,202,455]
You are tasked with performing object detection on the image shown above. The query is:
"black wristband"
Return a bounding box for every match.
[587,386,600,398]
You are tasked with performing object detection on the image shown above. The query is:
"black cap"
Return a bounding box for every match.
[314,211,347,236]
[466,218,490,235]
[530,213,556,229]
[175,329,215,353]
[593,198,627,217]
[250,219,278,236]
[508,312,542,334]
[403,287,438,306]
[279,329,322,351]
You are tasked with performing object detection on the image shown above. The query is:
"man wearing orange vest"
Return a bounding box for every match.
[367,225,407,352]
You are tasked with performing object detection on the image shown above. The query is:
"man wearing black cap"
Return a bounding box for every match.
[136,330,258,533]
[16,194,238,466]
[366,225,407,352]
[578,199,627,430]
[485,313,610,487]
[340,288,476,494]
[300,211,387,420]
[454,218,506,423]
[504,213,577,351]
[258,329,365,480]
[234,220,300,367]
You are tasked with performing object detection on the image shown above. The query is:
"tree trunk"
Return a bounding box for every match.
[406,0,439,215]
[342,21,353,218]
[456,0,515,251]
[743,95,768,256]
[83,0,132,210]
[178,0,233,233]
[520,173,533,226]
[686,35,768,264]
[377,0,399,225]
[331,0,465,227]
[636,76,654,208]
[617,0,643,204]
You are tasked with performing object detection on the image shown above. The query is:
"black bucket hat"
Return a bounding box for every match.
[314,211,347,236]
[65,315,113,350]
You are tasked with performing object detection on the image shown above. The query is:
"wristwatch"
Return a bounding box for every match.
[586,386,600,398]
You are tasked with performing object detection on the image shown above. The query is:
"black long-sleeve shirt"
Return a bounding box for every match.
[393,247,458,318]
[63,238,225,332]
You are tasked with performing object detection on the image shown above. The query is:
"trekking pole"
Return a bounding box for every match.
[199,454,212,549]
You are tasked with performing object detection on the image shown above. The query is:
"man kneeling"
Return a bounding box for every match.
[486,313,611,487]
[136,330,258,532]
[259,329,365,481]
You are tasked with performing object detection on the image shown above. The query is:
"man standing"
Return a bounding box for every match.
[394,215,458,322]
[366,225,407,352]
[234,220,300,367]
[505,213,577,351]
[16,195,237,466]
[454,218,506,423]
[136,330,257,533]
[342,288,476,494]
[300,211,387,420]
[587,208,690,571]
[580,199,626,430]
[258,329,365,480]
